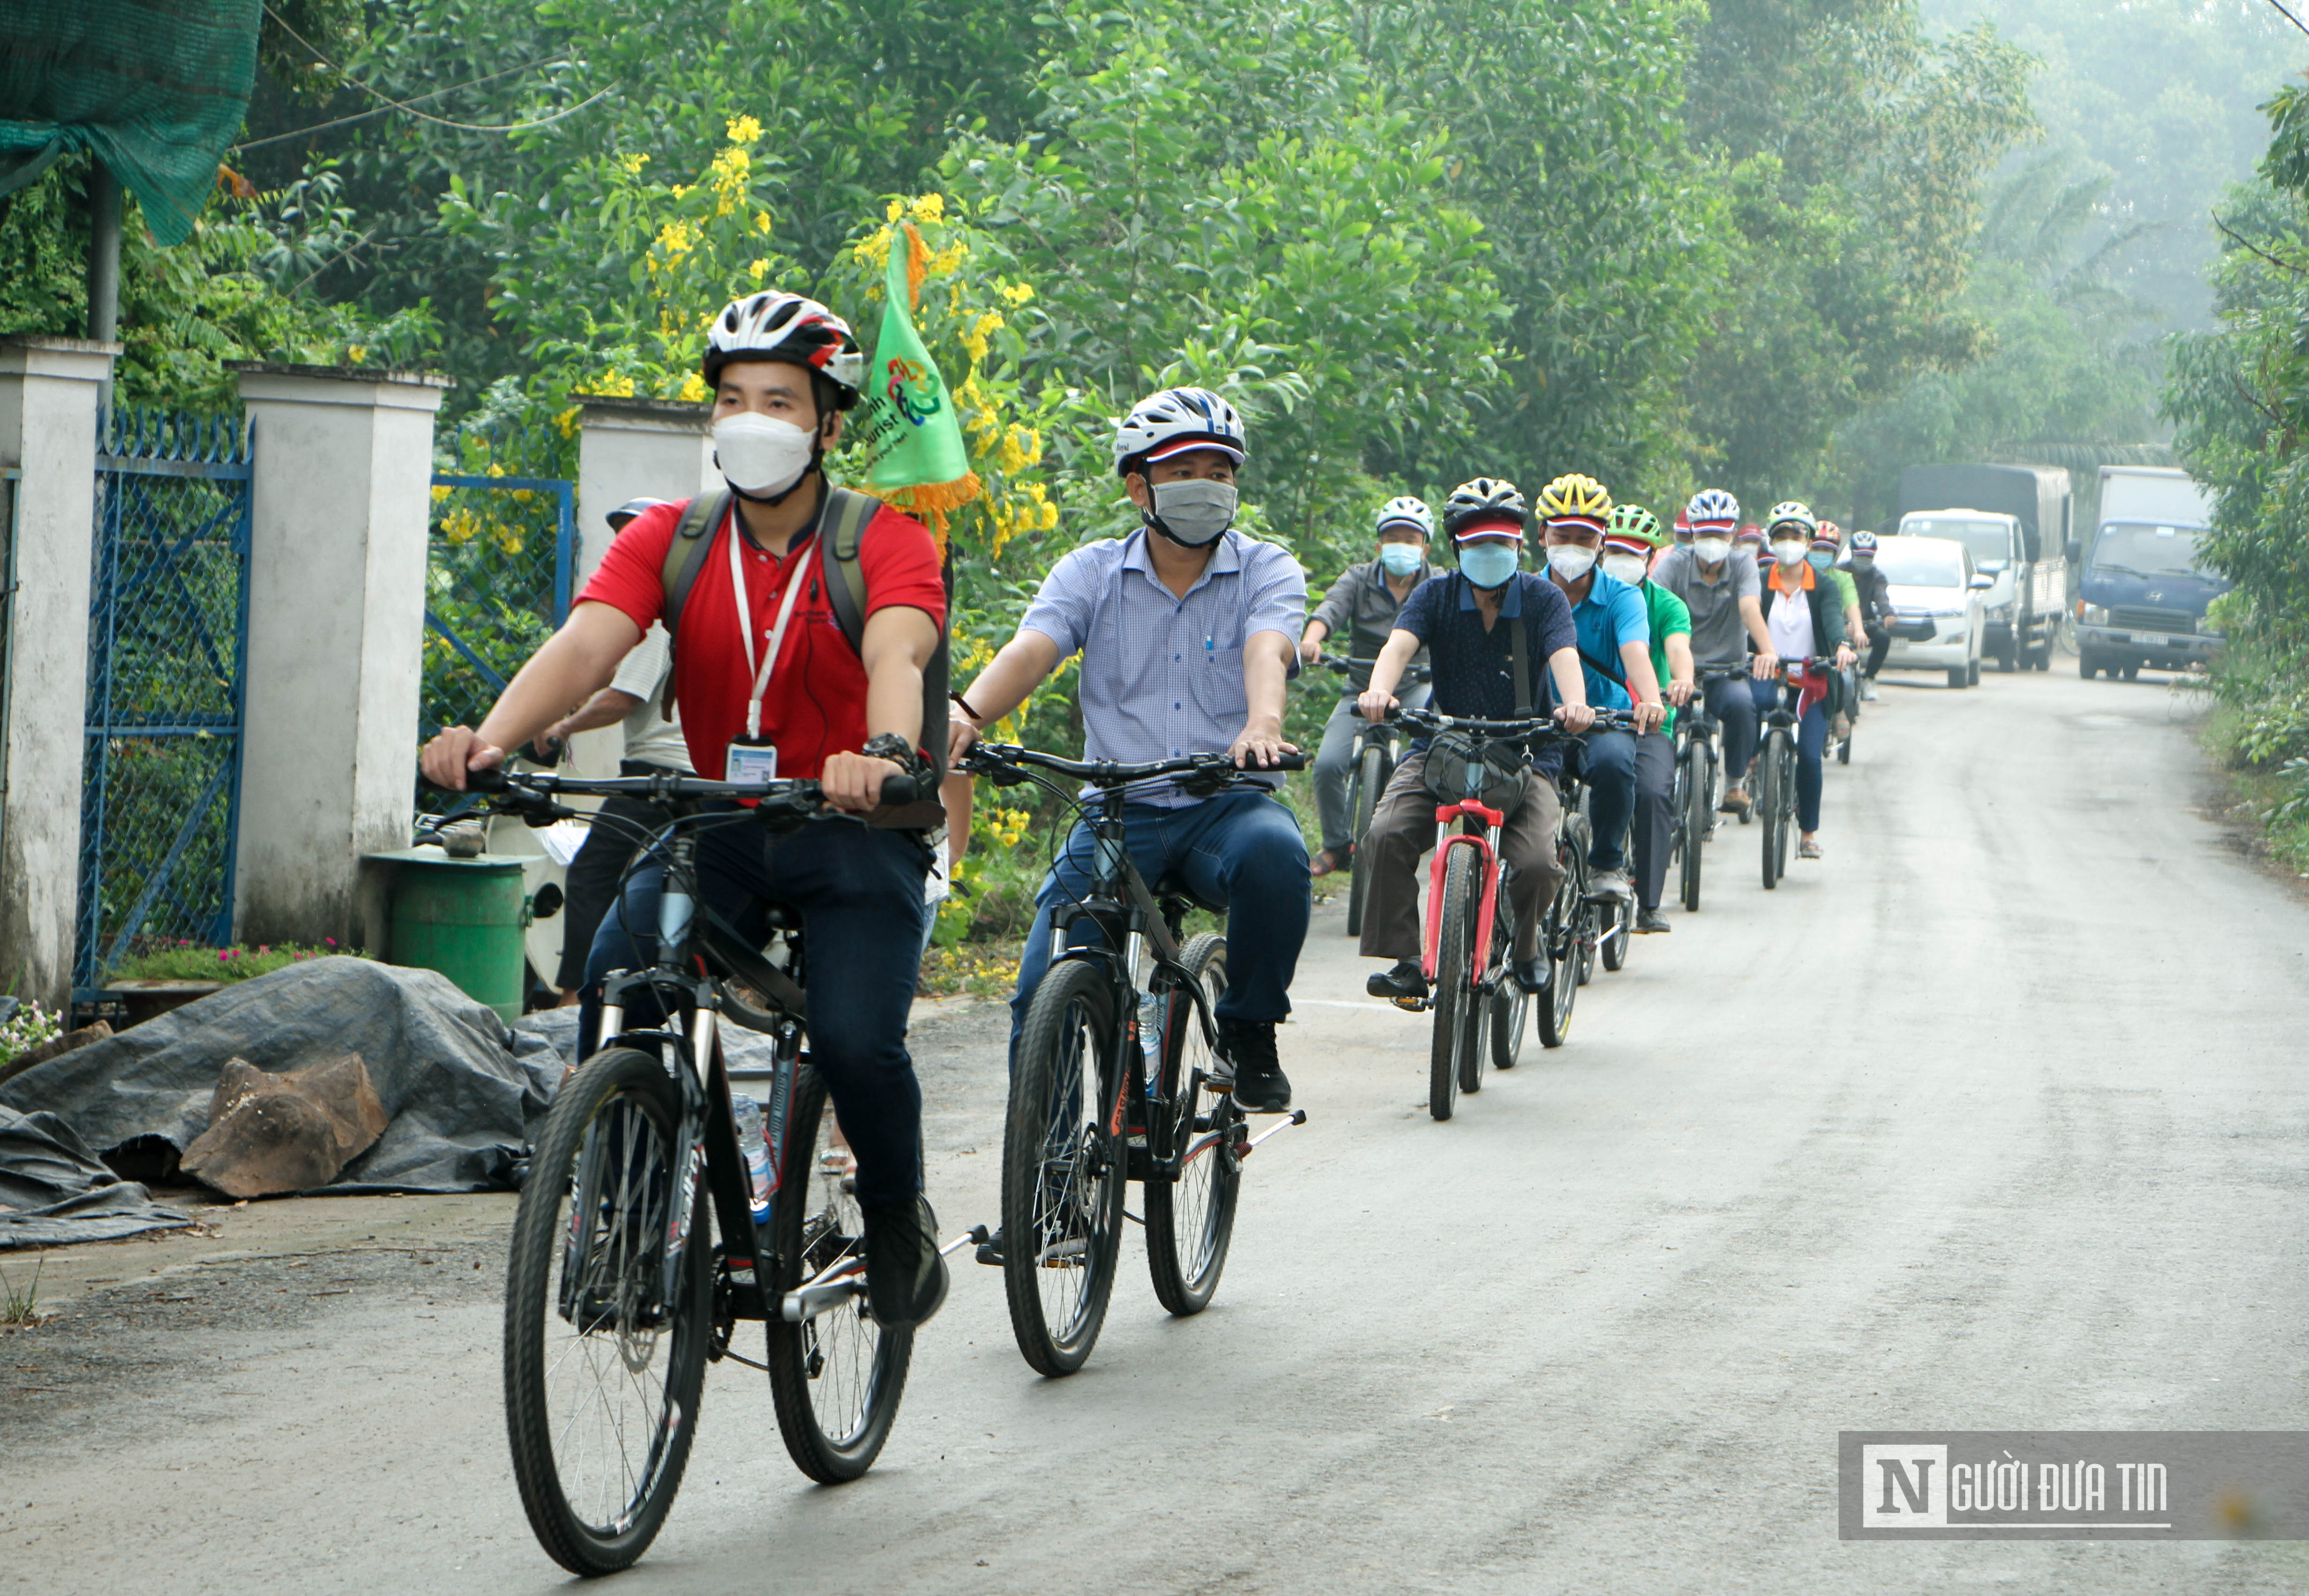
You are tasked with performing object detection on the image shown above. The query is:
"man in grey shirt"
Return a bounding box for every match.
[1651,490,1779,813]
[1298,497,1435,874]
[949,386,1308,1115]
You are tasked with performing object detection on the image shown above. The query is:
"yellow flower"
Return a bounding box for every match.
[656,219,697,258]
[619,152,650,175]
[726,114,763,147]
[857,224,894,272]
[998,280,1035,307]
[677,372,710,403]
[346,344,368,363]
[486,462,506,478]
[553,405,580,438]
[431,485,451,502]
[960,308,1004,364]
[592,371,637,398]
[908,193,946,225]
[748,257,770,284]
[754,210,774,237]
[886,197,904,223]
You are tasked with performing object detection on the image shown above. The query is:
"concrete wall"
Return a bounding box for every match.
[0,338,118,1010]
[570,396,712,773]
[230,364,448,950]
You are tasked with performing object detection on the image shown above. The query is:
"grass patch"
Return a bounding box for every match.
[2199,702,2309,878]
[108,940,363,985]
[0,1256,43,1328]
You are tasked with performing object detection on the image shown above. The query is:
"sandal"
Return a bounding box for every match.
[1309,847,1345,878]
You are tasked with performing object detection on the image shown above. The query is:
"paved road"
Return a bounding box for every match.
[9,666,2309,1593]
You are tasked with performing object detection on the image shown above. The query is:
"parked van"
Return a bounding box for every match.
[1894,464,2071,672]
[2069,467,2225,681]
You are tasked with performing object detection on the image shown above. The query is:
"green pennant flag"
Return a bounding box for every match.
[849,220,980,545]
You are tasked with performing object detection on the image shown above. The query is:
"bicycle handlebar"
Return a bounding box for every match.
[1317,655,1432,684]
[440,765,928,823]
[1389,705,1642,737]
[962,742,1305,787]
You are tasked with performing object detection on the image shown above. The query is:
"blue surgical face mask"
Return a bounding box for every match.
[1807,550,1834,571]
[1458,543,1520,589]
[1378,542,1424,578]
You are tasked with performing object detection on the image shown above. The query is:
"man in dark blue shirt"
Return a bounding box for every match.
[1350,478,1594,1000]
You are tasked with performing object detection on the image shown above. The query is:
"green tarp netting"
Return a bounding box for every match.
[0,0,260,246]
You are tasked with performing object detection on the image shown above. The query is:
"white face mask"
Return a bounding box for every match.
[1770,539,1807,567]
[1546,543,1598,580]
[1147,478,1238,547]
[713,412,817,500]
[1600,552,1649,586]
[1693,536,1732,564]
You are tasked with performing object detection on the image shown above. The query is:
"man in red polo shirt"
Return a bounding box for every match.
[420,291,951,1327]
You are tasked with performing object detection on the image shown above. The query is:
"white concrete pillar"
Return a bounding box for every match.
[571,395,712,772]
[0,337,118,1012]
[230,362,449,950]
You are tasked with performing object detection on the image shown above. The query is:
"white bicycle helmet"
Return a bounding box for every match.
[1375,495,1434,537]
[703,292,864,406]
[1112,386,1248,476]
[1685,487,1739,529]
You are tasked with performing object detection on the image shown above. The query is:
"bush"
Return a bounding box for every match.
[109,940,362,984]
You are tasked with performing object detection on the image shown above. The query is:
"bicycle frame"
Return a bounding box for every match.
[1421,801,1505,989]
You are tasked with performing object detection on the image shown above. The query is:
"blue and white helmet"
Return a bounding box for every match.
[1113,386,1248,477]
[1375,495,1434,537]
[1685,487,1739,530]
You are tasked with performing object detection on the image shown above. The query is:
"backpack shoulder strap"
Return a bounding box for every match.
[818,487,881,654]
[658,491,727,647]
[1508,579,1533,716]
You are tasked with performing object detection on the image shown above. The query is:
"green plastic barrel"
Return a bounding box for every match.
[376,849,530,1023]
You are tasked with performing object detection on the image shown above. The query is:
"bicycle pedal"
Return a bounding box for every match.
[1389,994,1426,1013]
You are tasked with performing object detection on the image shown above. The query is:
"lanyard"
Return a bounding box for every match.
[727,511,817,740]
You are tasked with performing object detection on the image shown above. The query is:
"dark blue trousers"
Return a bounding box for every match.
[1566,728,1640,872]
[1009,790,1310,1063]
[578,815,930,1208]
[1748,678,1828,832]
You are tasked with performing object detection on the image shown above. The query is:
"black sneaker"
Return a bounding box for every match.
[1218,1019,1291,1112]
[1511,956,1551,995]
[1365,958,1428,1003]
[861,1195,949,1328]
[1635,908,1672,934]
[973,1226,1004,1266]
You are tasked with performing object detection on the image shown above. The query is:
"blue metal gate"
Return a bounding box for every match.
[76,410,255,989]
[420,439,577,806]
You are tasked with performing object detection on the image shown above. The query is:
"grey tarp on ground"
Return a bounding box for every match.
[0,958,561,1196]
[512,1004,780,1077]
[0,1106,190,1249]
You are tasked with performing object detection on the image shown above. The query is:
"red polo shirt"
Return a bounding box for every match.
[576,493,946,780]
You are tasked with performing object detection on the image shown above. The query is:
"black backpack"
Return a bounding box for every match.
[655,486,953,811]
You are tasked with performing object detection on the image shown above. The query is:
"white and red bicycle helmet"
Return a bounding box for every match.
[1112,386,1248,476]
[702,292,864,406]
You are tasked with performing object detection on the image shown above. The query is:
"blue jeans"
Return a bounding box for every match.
[578,814,930,1209]
[1566,728,1640,873]
[1749,678,1828,832]
[1703,673,1759,786]
[1010,790,1311,1062]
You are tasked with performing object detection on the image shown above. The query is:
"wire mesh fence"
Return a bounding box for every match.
[421,424,576,813]
[77,409,254,987]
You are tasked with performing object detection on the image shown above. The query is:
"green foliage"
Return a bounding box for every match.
[110,940,358,983]
[1683,0,2038,508]
[0,1002,64,1073]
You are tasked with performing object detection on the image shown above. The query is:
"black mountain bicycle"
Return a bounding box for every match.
[1671,666,1745,912]
[1757,658,1823,890]
[960,743,1308,1376]
[454,766,957,1575]
[1316,656,1430,938]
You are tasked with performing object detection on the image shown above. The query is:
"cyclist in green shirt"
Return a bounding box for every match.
[1810,523,1865,741]
[1600,506,1692,934]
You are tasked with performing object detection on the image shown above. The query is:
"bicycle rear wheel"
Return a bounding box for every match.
[1774,742,1796,879]
[1536,867,1579,1048]
[1679,746,1707,913]
[1001,960,1126,1375]
[1488,874,1527,1071]
[1429,844,1480,1119]
[1147,934,1240,1316]
[1601,893,1630,972]
[765,1065,912,1483]
[1344,743,1385,938]
[503,1047,709,1576]
[1759,732,1784,890]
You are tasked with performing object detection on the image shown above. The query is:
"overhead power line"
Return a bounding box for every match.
[257,5,609,137]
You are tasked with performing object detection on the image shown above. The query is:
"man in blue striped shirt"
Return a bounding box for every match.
[947,387,1310,1113]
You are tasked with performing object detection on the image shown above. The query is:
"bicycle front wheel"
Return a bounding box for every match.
[1344,743,1385,938]
[1001,960,1126,1375]
[503,1047,710,1577]
[1759,733,1784,890]
[765,1064,912,1483]
[1429,844,1481,1119]
[1536,866,1579,1049]
[1679,746,1708,912]
[1774,741,1797,880]
[1147,934,1240,1316]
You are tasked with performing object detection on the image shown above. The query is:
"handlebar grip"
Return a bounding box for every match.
[876,771,925,808]
[1267,751,1308,773]
[429,765,510,795]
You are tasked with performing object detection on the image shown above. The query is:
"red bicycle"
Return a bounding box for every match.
[1389,706,1636,1120]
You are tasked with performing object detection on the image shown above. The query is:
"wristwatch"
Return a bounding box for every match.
[861,732,933,779]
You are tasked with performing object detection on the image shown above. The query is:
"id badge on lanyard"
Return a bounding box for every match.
[724,515,817,784]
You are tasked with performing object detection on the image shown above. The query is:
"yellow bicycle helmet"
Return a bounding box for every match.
[1538,473,1614,525]
[1765,500,1818,538]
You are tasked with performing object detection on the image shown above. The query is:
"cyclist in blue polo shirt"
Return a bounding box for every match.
[1535,473,1664,903]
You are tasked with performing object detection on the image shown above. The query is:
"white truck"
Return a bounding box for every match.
[1893,464,2072,673]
